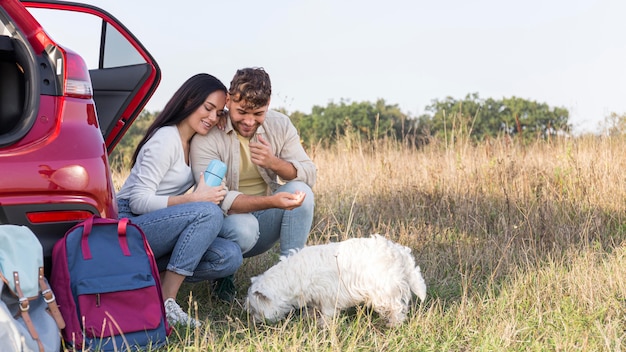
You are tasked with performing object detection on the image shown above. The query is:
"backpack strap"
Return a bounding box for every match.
[38,267,65,329]
[117,218,131,256]
[81,216,132,259]
[13,271,44,352]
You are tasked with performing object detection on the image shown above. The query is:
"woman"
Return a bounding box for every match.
[116,73,242,328]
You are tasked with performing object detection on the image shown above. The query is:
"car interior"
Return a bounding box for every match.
[0,35,23,134]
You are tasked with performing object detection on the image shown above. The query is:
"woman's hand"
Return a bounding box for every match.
[194,177,227,205]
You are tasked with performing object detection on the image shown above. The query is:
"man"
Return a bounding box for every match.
[190,67,316,300]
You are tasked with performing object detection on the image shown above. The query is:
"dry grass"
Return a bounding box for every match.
[111,134,626,351]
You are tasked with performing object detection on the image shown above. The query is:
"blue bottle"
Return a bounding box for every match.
[204,160,227,186]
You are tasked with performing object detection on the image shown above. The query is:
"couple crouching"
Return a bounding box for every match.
[116,67,316,328]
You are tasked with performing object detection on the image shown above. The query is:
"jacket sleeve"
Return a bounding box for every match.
[190,130,222,185]
[279,121,317,188]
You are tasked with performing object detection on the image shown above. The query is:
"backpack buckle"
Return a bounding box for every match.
[42,288,56,304]
[19,297,30,311]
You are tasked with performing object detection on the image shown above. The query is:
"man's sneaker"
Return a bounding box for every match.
[214,275,236,302]
[164,298,202,328]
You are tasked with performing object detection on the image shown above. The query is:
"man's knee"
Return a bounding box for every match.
[220,214,259,254]
[282,181,314,208]
[290,182,314,216]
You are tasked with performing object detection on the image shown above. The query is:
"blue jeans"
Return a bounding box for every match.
[219,181,314,257]
[118,199,242,281]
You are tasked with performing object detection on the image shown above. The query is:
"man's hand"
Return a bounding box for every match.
[249,135,276,169]
[216,110,228,130]
[249,135,298,180]
[272,191,306,210]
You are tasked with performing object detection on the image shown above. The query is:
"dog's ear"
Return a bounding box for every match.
[253,290,270,303]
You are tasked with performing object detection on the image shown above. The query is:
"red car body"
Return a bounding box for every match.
[0,0,160,267]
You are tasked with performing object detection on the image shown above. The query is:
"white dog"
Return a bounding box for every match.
[245,234,427,327]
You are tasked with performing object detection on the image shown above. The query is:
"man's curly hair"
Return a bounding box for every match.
[229,67,272,110]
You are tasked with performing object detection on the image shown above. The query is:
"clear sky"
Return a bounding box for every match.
[30,0,626,134]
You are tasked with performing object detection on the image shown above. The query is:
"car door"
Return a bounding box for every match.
[24,0,161,152]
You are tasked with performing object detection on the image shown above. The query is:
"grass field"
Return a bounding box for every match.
[111,134,626,351]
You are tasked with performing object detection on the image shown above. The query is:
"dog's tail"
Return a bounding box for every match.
[409,265,427,302]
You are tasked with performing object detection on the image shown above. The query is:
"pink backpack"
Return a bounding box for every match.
[50,216,170,351]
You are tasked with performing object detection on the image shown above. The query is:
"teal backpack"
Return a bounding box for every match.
[0,225,65,352]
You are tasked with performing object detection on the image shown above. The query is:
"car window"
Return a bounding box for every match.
[0,20,9,36]
[101,21,143,68]
[28,8,144,69]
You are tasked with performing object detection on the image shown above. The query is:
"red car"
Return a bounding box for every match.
[0,0,160,269]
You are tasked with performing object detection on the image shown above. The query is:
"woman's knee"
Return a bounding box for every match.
[195,202,224,225]
[176,202,224,238]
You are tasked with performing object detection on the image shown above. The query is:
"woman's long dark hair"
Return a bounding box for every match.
[131,73,226,166]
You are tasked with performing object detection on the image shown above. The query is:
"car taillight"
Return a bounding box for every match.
[64,51,93,99]
[26,210,93,224]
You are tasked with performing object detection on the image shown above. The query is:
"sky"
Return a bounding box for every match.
[29,0,626,134]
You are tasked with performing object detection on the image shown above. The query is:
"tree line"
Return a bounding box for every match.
[109,93,572,169]
[291,93,571,148]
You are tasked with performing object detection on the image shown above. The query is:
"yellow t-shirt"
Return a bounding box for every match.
[237,133,267,196]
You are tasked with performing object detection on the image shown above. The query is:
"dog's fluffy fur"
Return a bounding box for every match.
[245,234,427,327]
